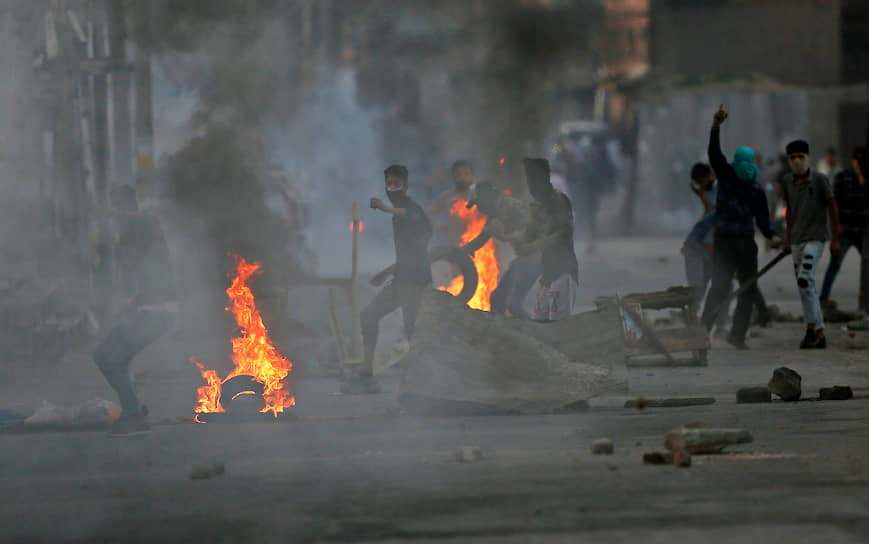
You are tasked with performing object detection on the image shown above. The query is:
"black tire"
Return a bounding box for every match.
[429,245,478,304]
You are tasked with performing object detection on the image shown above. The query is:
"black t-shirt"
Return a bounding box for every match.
[392,197,433,284]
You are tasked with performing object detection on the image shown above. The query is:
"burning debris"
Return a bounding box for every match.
[193,255,294,421]
[437,198,500,312]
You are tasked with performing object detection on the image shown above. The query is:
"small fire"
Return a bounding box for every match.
[193,255,295,418]
[437,198,499,311]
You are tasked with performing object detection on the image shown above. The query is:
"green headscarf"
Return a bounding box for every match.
[732,146,758,182]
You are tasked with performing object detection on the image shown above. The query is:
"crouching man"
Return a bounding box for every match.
[93,185,178,436]
[345,164,432,394]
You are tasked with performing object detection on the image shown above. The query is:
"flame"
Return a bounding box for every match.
[437,198,500,311]
[193,255,295,418]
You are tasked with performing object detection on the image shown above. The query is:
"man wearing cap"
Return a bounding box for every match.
[700,106,781,349]
[781,139,841,349]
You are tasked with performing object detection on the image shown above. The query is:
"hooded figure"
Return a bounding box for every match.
[732,147,758,182]
[518,158,578,321]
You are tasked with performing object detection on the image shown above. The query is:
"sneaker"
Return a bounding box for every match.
[803,330,827,349]
[108,413,151,437]
[724,334,749,350]
[799,329,816,349]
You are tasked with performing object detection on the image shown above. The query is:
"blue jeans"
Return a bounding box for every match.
[819,235,859,301]
[792,241,825,329]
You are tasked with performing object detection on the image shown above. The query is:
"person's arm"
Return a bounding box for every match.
[370,197,407,217]
[708,105,729,182]
[754,189,777,240]
[828,198,841,257]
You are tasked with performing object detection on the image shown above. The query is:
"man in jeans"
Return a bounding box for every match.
[700,106,781,349]
[781,140,842,349]
[819,147,867,307]
[93,186,178,436]
[349,164,432,394]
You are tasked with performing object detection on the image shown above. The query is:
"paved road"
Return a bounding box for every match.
[1,237,867,543]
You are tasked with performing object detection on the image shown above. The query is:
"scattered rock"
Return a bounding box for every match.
[454,446,482,463]
[624,397,715,408]
[824,307,862,323]
[846,320,869,331]
[190,461,226,480]
[768,367,802,401]
[737,386,772,404]
[665,427,753,454]
[591,438,614,455]
[819,386,853,401]
[643,452,672,465]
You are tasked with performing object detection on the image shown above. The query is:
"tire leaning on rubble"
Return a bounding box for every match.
[428,246,478,305]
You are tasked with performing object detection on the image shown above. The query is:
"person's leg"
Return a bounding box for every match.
[490,263,516,315]
[684,246,707,310]
[93,309,173,418]
[701,237,736,331]
[360,282,400,376]
[795,241,826,340]
[753,284,771,326]
[729,238,759,345]
[819,236,852,302]
[398,283,426,340]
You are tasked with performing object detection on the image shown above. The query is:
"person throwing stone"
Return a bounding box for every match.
[700,105,781,349]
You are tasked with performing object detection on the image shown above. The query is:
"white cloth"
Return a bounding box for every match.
[521,273,577,322]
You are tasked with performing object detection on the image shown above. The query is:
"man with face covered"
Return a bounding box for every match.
[426,159,476,246]
[700,106,781,349]
[347,164,432,394]
[517,158,579,321]
[781,139,841,349]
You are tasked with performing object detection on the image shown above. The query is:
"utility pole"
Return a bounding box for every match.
[133,2,155,201]
[106,0,132,187]
[860,110,869,311]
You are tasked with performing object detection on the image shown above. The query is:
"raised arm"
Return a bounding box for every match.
[708,105,729,178]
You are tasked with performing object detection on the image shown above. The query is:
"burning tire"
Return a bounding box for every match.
[430,246,478,305]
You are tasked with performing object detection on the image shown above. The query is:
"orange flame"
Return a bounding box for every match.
[437,199,499,311]
[193,255,295,418]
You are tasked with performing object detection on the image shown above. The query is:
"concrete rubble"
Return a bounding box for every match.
[454,446,483,463]
[398,291,628,415]
[665,427,754,454]
[768,367,802,401]
[819,386,853,400]
[736,386,772,403]
[591,438,614,455]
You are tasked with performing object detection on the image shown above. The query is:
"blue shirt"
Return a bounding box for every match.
[708,129,776,238]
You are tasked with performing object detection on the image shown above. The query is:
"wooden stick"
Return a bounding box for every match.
[327,288,347,365]
[705,250,788,322]
[350,202,362,361]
